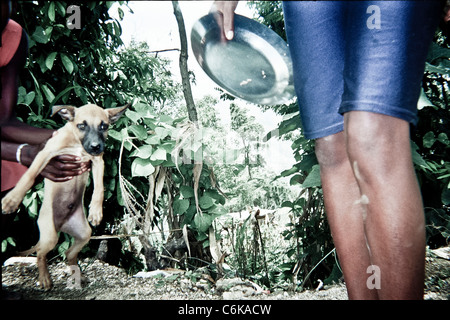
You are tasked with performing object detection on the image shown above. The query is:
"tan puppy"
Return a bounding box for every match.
[1,103,129,290]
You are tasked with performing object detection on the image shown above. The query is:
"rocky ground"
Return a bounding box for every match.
[2,248,449,300]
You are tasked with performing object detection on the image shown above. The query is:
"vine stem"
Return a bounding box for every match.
[299,247,336,291]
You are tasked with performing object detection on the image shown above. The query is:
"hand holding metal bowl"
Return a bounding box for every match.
[191,12,295,106]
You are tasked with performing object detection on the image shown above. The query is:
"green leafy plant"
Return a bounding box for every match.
[7,2,186,268]
[1,237,16,253]
[412,31,450,248]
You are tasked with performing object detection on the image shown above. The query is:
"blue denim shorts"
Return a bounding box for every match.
[283,1,442,139]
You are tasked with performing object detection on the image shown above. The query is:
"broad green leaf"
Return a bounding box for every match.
[442,188,450,206]
[289,174,302,186]
[183,205,196,224]
[134,102,154,118]
[411,141,428,168]
[125,110,142,123]
[32,26,48,44]
[45,52,58,70]
[417,87,436,110]
[281,200,294,208]
[174,199,190,215]
[37,55,49,73]
[60,53,74,74]
[107,129,122,141]
[278,113,301,136]
[6,237,16,247]
[180,185,195,198]
[40,84,55,103]
[45,26,53,40]
[22,191,36,207]
[50,86,79,107]
[194,213,213,233]
[48,2,55,22]
[24,92,35,105]
[78,87,86,103]
[18,86,26,100]
[116,181,124,206]
[55,2,66,17]
[155,127,170,139]
[423,131,436,149]
[159,114,174,124]
[297,153,318,172]
[131,158,155,177]
[17,87,35,106]
[160,141,175,153]
[145,135,160,145]
[438,133,449,146]
[302,164,322,188]
[128,125,148,140]
[425,61,450,74]
[57,239,70,258]
[35,91,44,107]
[150,147,167,161]
[280,166,298,178]
[199,195,214,210]
[209,204,227,217]
[132,145,153,158]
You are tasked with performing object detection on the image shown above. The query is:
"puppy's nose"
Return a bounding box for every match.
[90,142,101,152]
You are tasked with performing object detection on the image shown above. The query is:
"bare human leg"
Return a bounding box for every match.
[317,111,425,299]
[345,111,425,300]
[316,131,378,300]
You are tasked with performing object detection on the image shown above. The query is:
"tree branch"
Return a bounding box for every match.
[172,1,198,124]
[146,48,180,58]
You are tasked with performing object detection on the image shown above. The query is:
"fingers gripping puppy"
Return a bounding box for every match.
[1,103,129,290]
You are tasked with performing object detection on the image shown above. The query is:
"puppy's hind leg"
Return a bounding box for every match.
[60,205,91,284]
[36,208,59,290]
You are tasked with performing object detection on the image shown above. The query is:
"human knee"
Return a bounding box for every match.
[315,132,348,169]
[345,112,410,157]
[345,113,384,157]
[345,112,412,183]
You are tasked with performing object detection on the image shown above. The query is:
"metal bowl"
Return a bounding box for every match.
[191,13,295,105]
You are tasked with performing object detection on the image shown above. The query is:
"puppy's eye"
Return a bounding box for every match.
[77,122,87,131]
[99,122,109,131]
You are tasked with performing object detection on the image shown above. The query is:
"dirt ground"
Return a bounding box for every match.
[2,249,449,300]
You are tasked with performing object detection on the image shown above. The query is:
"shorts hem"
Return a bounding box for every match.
[339,101,418,125]
[304,122,344,140]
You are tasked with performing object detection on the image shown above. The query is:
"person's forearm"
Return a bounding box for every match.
[1,140,42,167]
[1,141,21,163]
[1,118,54,145]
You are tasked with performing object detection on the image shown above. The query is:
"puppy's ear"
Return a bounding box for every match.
[52,105,76,121]
[107,103,131,124]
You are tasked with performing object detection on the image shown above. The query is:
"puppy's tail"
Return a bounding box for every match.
[18,243,39,256]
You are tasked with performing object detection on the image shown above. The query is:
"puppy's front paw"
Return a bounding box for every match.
[1,191,22,214]
[88,203,103,226]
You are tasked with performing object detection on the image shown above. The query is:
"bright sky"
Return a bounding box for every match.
[109,1,296,174]
[110,1,255,98]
